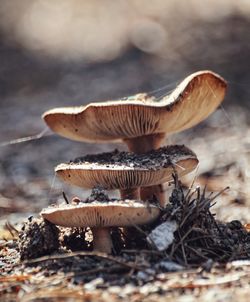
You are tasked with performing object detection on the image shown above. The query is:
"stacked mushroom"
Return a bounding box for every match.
[43,70,227,205]
[41,70,226,253]
[41,146,198,253]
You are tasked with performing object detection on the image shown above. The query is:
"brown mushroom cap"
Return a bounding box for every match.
[41,200,160,227]
[55,145,198,190]
[43,70,227,142]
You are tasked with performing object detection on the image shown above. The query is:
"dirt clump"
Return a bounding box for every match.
[85,186,110,203]
[19,217,60,260]
[61,228,91,252]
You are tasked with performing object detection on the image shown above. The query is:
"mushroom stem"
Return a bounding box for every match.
[120,188,140,200]
[91,227,113,253]
[140,184,165,206]
[123,133,165,154]
[123,133,166,207]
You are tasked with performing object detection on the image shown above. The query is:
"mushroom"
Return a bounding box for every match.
[43,70,226,204]
[55,145,198,201]
[41,200,160,253]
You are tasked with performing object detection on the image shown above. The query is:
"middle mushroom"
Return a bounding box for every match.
[55,145,198,202]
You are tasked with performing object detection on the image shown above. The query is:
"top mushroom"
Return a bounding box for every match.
[43,70,227,148]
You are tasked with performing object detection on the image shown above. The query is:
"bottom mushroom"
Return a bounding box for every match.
[41,199,160,253]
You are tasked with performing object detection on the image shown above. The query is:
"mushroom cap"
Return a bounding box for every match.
[41,200,160,227]
[55,145,198,189]
[43,70,227,142]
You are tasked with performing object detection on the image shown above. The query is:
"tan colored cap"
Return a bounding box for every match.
[41,200,160,228]
[43,70,227,142]
[55,145,198,190]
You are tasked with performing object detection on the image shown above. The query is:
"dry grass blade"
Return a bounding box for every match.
[23,251,146,270]
[168,272,249,289]
[0,274,32,282]
[20,288,96,302]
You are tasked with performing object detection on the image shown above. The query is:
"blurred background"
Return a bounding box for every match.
[0,0,249,226]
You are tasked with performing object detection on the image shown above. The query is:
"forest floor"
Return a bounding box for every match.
[0,100,250,301]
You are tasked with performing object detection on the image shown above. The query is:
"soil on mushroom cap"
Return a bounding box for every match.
[71,145,196,170]
[47,187,146,210]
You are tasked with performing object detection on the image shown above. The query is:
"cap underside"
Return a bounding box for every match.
[55,157,198,189]
[41,201,160,227]
[43,70,227,142]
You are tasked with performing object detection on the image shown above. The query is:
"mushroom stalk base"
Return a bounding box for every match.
[123,133,166,207]
[123,133,165,154]
[120,188,140,200]
[91,227,112,253]
[140,184,165,207]
[119,188,140,239]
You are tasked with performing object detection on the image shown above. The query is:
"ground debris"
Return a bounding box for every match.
[156,260,184,272]
[61,227,91,251]
[85,186,110,203]
[1,175,250,300]
[15,174,250,268]
[147,221,177,251]
[160,175,250,265]
[19,217,59,260]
